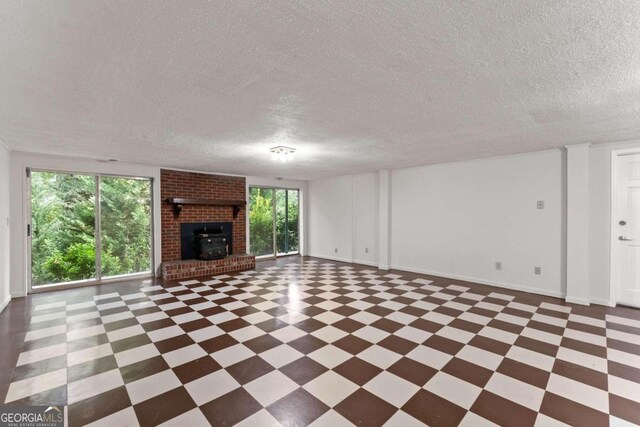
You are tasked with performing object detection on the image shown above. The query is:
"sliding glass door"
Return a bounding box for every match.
[249,186,299,258]
[29,169,153,290]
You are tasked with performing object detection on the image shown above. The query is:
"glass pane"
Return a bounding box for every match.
[31,171,97,286]
[249,187,274,256]
[276,189,299,255]
[287,189,300,253]
[100,177,153,278]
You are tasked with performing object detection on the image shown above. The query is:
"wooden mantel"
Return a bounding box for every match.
[166,197,246,218]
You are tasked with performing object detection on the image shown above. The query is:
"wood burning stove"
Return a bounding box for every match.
[196,233,228,260]
[180,222,233,261]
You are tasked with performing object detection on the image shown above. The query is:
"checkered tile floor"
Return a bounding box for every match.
[3,258,640,426]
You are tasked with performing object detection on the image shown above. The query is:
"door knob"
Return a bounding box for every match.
[619,236,633,241]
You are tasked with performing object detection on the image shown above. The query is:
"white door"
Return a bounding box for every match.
[615,154,640,307]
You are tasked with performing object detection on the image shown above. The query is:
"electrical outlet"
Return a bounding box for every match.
[334,248,338,253]
[537,201,545,209]
[365,247,369,254]
[534,266,542,275]
[495,262,502,271]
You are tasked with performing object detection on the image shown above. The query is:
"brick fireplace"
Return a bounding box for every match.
[160,169,255,281]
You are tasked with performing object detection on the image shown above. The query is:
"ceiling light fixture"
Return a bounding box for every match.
[270,146,296,162]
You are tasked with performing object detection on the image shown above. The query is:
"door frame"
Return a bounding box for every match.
[248,185,301,260]
[26,167,156,294]
[609,148,640,306]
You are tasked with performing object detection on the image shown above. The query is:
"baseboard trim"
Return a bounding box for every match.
[590,298,615,307]
[352,259,379,268]
[564,296,591,306]
[0,295,11,313]
[390,264,564,299]
[306,254,354,264]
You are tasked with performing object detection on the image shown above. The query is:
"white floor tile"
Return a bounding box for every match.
[308,345,351,369]
[184,370,239,406]
[260,344,305,368]
[406,345,453,370]
[163,344,207,368]
[357,345,402,369]
[67,343,113,366]
[546,373,609,413]
[485,372,545,410]
[363,371,419,407]
[17,343,67,366]
[68,369,124,404]
[211,344,254,367]
[5,368,67,403]
[303,371,358,407]
[424,371,482,409]
[126,370,182,405]
[114,343,160,367]
[244,370,298,407]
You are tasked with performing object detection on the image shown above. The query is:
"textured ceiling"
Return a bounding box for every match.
[1,1,640,179]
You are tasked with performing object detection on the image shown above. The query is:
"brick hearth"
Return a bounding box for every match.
[160,254,255,281]
[160,169,253,280]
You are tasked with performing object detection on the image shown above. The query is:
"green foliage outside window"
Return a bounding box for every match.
[31,172,152,286]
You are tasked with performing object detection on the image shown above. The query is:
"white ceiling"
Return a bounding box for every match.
[1,1,640,180]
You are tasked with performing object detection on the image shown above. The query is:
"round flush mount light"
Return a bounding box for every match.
[269,146,296,162]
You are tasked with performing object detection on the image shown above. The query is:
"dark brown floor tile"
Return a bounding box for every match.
[487,319,524,334]
[243,334,283,353]
[552,359,607,391]
[607,337,640,356]
[288,335,327,354]
[333,318,365,333]
[610,393,640,425]
[226,355,275,385]
[154,334,195,354]
[609,360,640,383]
[409,318,444,333]
[198,306,226,317]
[442,357,493,388]
[434,306,464,318]
[68,355,119,383]
[110,333,152,354]
[200,387,262,426]
[134,386,197,427]
[179,317,213,333]
[388,357,437,387]
[540,392,609,426]
[402,389,466,426]
[10,355,67,382]
[423,335,464,355]
[103,317,140,332]
[68,385,131,426]
[527,320,564,336]
[378,335,418,355]
[469,335,511,356]
[497,358,549,389]
[514,336,559,358]
[332,305,359,317]
[198,334,238,354]
[280,356,328,386]
[365,305,394,317]
[449,318,483,334]
[335,388,397,427]
[256,318,290,333]
[370,318,404,333]
[333,357,383,386]
[560,337,607,358]
[141,318,176,333]
[268,388,330,426]
[172,356,221,384]
[333,335,373,355]
[293,318,326,333]
[471,390,537,426]
[218,317,252,332]
[120,355,170,384]
[8,384,67,407]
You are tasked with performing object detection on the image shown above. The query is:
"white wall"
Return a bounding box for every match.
[9,153,162,297]
[391,150,565,297]
[308,175,354,262]
[307,150,566,298]
[245,176,309,256]
[353,173,378,265]
[306,173,377,265]
[0,143,11,311]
